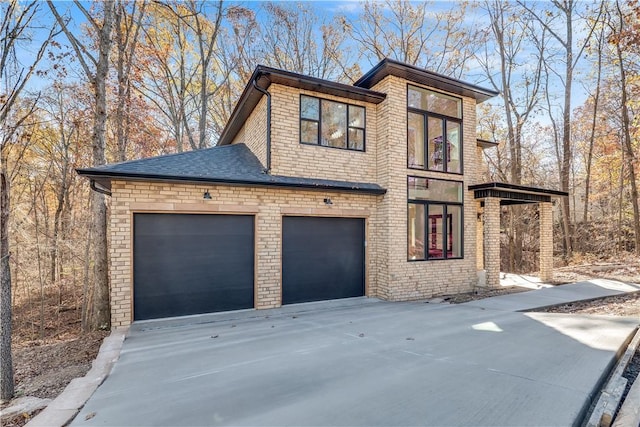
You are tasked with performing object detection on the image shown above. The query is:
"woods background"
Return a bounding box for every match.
[2,0,640,373]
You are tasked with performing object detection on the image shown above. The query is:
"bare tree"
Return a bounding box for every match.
[136,0,228,151]
[607,0,640,254]
[114,0,147,161]
[259,2,351,81]
[187,0,224,149]
[582,16,605,223]
[39,84,83,294]
[477,0,546,271]
[0,0,56,401]
[48,0,114,330]
[346,0,483,78]
[208,6,258,138]
[519,0,602,256]
[136,2,200,152]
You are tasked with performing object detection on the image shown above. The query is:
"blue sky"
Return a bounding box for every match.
[18,0,594,120]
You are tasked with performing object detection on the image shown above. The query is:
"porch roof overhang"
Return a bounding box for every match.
[476,139,499,149]
[469,182,568,206]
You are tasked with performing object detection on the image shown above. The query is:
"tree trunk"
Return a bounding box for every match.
[560,8,573,257]
[51,155,68,285]
[90,191,109,330]
[115,7,127,162]
[0,159,14,401]
[32,182,46,339]
[583,32,602,223]
[90,2,114,330]
[618,149,625,253]
[81,209,92,332]
[614,9,640,254]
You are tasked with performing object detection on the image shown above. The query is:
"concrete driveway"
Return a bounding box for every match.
[71,286,639,426]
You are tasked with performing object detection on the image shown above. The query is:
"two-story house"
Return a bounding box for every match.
[78,58,567,327]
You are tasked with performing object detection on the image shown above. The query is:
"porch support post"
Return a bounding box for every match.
[476,202,484,271]
[539,202,553,282]
[483,197,500,288]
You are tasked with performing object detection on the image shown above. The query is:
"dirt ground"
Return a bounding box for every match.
[2,256,639,427]
[1,290,108,426]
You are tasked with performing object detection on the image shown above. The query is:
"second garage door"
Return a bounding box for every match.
[282,216,365,305]
[133,213,254,320]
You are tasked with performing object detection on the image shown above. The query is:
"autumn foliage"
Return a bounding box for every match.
[2,1,640,401]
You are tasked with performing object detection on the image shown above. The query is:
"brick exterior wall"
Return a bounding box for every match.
[108,73,495,327]
[539,202,553,281]
[232,84,378,183]
[365,76,480,300]
[476,202,484,271]
[483,197,501,288]
[233,76,484,300]
[109,180,381,328]
[231,96,267,167]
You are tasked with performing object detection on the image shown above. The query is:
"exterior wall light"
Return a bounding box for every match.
[203,190,212,200]
[324,198,333,205]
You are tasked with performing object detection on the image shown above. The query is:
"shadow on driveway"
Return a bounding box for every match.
[71,297,638,426]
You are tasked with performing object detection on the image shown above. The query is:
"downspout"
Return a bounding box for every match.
[90,179,112,197]
[252,76,271,174]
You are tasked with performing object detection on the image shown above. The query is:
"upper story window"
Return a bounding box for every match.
[407,85,462,174]
[300,95,365,151]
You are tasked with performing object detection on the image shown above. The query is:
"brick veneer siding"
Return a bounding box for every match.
[483,197,501,288]
[109,74,495,327]
[476,202,484,271]
[231,96,267,167]
[231,76,483,302]
[232,84,378,183]
[109,180,381,328]
[271,84,379,183]
[368,75,480,299]
[539,202,553,281]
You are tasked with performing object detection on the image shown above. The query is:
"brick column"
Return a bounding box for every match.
[539,202,553,282]
[483,197,501,288]
[476,202,484,270]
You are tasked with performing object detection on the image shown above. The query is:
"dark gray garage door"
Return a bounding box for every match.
[133,213,254,320]
[282,216,365,305]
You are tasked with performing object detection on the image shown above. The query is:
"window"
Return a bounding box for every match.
[408,177,463,260]
[407,85,462,173]
[300,95,365,151]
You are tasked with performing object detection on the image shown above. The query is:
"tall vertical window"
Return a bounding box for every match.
[407,85,462,173]
[300,95,365,151]
[407,177,463,260]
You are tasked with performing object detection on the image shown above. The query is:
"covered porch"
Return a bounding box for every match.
[470,182,569,288]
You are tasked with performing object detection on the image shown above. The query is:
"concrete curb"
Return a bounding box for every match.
[586,327,640,427]
[613,368,640,427]
[25,329,127,427]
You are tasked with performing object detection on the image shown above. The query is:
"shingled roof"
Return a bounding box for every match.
[77,144,386,195]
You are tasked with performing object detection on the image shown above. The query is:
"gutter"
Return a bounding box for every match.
[78,172,387,196]
[90,179,112,196]
[252,75,271,174]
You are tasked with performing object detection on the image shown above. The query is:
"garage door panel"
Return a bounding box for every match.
[133,214,254,320]
[282,217,364,305]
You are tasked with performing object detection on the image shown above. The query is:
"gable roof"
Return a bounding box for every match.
[354,58,499,103]
[77,144,386,195]
[217,66,387,146]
